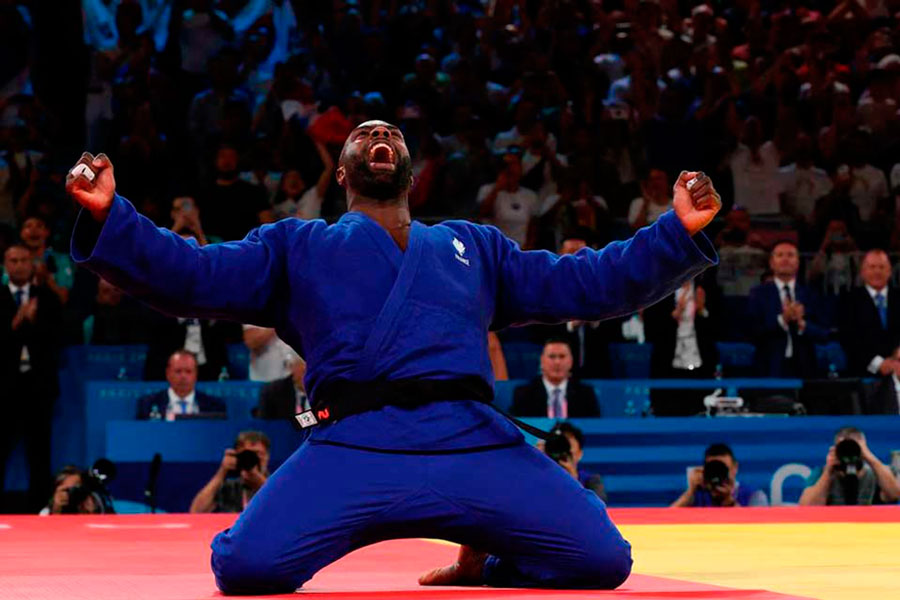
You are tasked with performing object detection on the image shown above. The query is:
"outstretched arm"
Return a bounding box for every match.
[492,172,720,327]
[67,153,291,326]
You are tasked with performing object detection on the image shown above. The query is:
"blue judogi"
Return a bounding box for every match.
[72,196,716,593]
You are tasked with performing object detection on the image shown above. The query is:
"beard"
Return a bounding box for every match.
[344,153,413,201]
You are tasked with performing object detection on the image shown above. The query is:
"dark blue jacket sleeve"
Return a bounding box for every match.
[489,210,718,328]
[71,195,294,326]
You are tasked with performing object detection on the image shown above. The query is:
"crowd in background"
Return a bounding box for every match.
[5,0,900,510]
[7,1,900,353]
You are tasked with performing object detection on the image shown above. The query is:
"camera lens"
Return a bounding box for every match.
[703,460,730,487]
[835,439,863,475]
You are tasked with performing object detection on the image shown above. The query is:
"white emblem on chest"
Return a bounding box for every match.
[452,237,470,266]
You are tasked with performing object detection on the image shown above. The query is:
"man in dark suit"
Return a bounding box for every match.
[256,357,308,419]
[643,275,719,416]
[512,338,600,417]
[839,249,900,377]
[1,244,63,510]
[137,350,226,420]
[747,241,828,377]
[862,344,900,415]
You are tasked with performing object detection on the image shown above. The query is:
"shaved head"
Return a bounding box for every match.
[337,120,413,202]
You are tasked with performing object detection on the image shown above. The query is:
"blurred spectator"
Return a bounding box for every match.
[197,143,269,241]
[1,120,42,225]
[643,277,719,417]
[778,133,832,226]
[80,277,148,344]
[729,116,780,216]
[493,99,556,156]
[628,168,670,230]
[671,443,768,508]
[544,422,606,502]
[863,345,900,414]
[190,430,270,513]
[179,0,233,85]
[255,355,307,419]
[714,207,768,296]
[799,427,900,505]
[243,324,297,383]
[188,47,251,160]
[136,349,226,420]
[807,219,858,295]
[512,338,599,418]
[231,0,298,76]
[272,141,333,220]
[538,171,611,251]
[1,243,62,510]
[477,148,540,248]
[38,465,97,516]
[143,309,238,381]
[845,129,889,224]
[839,250,900,377]
[748,241,828,377]
[170,195,209,244]
[6,215,74,305]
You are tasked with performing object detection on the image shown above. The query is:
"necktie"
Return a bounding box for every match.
[875,292,888,329]
[14,289,23,307]
[782,284,793,303]
[551,388,564,418]
[179,399,188,414]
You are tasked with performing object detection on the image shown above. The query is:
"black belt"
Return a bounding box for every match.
[293,376,551,439]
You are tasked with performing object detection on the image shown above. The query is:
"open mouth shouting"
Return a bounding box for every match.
[368,142,396,172]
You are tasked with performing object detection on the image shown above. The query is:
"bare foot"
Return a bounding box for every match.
[418,544,488,586]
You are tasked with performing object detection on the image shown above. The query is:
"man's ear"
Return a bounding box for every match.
[336,166,346,186]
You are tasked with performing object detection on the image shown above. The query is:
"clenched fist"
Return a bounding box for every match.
[65,152,116,222]
[673,171,722,236]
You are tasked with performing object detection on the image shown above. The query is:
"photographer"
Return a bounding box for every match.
[190,431,271,513]
[542,422,606,501]
[39,464,116,515]
[799,427,900,506]
[671,444,768,507]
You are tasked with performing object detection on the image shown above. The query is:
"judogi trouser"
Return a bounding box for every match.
[211,440,632,594]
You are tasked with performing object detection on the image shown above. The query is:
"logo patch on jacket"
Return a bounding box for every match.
[453,237,470,266]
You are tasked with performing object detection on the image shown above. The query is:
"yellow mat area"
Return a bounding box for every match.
[619,522,900,600]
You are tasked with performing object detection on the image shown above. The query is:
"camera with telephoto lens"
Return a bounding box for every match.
[229,449,260,477]
[62,459,117,514]
[835,439,864,476]
[544,429,572,464]
[703,459,731,489]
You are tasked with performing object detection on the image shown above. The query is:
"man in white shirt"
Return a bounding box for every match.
[729,117,780,215]
[845,130,889,223]
[243,324,298,382]
[477,149,540,248]
[778,133,832,224]
[136,350,226,420]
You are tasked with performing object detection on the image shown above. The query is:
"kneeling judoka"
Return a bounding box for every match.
[66,120,721,594]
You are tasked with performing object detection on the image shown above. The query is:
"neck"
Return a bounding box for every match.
[10,279,28,288]
[775,275,794,284]
[348,194,412,231]
[545,375,566,386]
